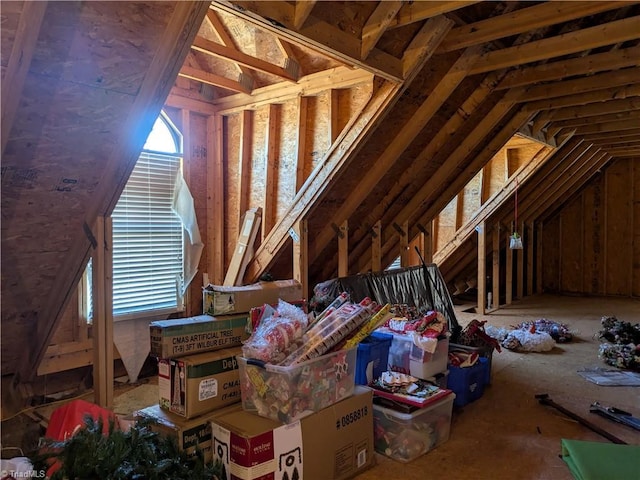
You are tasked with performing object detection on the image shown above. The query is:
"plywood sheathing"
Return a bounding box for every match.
[1,1,210,378]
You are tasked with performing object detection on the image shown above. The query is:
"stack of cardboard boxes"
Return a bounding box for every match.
[139,280,377,480]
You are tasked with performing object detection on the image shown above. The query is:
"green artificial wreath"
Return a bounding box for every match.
[30,415,224,480]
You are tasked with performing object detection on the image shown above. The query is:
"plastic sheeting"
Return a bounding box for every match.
[313,265,461,341]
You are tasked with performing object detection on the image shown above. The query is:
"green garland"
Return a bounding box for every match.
[30,415,224,480]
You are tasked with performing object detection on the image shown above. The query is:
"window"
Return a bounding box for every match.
[111,112,184,319]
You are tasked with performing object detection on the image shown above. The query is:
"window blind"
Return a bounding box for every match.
[111,151,184,317]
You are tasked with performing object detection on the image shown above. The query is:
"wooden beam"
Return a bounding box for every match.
[524,84,640,112]
[244,81,401,282]
[165,92,218,116]
[308,46,480,265]
[440,1,634,53]
[214,66,374,114]
[1,1,48,156]
[291,219,308,301]
[205,9,254,81]
[477,222,487,314]
[329,89,340,144]
[295,96,308,192]
[361,1,403,60]
[192,36,299,82]
[213,1,404,82]
[208,115,225,284]
[263,104,280,239]
[581,128,640,142]
[492,223,501,310]
[516,222,525,299]
[391,1,480,29]
[371,221,382,272]
[527,221,535,296]
[178,66,252,94]
[238,110,253,230]
[512,68,640,103]
[469,16,640,75]
[505,224,513,305]
[92,216,114,409]
[338,220,349,278]
[536,223,544,294]
[294,0,316,29]
[553,109,640,130]
[498,46,640,90]
[544,97,640,123]
[399,221,409,267]
[402,16,455,79]
[422,221,433,263]
[576,116,640,135]
[21,0,210,382]
[433,143,556,265]
[390,92,523,236]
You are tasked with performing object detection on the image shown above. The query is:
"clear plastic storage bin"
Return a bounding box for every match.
[386,333,449,379]
[372,392,455,463]
[237,347,357,423]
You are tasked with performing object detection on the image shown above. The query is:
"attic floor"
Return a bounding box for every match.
[357,293,640,480]
[2,294,639,479]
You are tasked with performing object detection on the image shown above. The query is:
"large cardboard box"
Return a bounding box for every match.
[203,280,302,316]
[136,403,242,463]
[159,347,242,418]
[150,314,249,358]
[210,387,374,480]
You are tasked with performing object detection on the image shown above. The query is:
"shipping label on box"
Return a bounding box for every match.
[159,347,242,419]
[203,279,302,316]
[210,387,374,480]
[150,314,249,358]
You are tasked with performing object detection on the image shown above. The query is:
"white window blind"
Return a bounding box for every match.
[111,151,184,317]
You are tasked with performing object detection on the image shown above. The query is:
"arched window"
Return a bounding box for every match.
[111,112,184,319]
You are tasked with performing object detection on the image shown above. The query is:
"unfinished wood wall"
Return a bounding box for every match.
[542,158,639,297]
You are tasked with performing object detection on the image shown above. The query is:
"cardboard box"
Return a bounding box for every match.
[203,280,302,316]
[210,387,374,480]
[159,347,243,418]
[150,314,249,358]
[136,403,242,463]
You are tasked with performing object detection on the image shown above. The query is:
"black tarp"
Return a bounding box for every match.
[311,264,462,341]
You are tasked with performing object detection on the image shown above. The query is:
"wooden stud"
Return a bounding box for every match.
[92,216,114,409]
[208,115,225,285]
[292,219,308,301]
[263,104,280,238]
[506,222,514,305]
[295,97,309,192]
[329,89,340,144]
[338,220,349,278]
[527,221,535,296]
[371,221,382,272]
[392,1,479,29]
[517,221,525,300]
[399,221,409,267]
[238,110,253,230]
[536,223,544,294]
[492,223,501,311]
[309,45,480,265]
[477,222,487,314]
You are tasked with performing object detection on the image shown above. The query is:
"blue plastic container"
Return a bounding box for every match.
[447,357,488,407]
[355,331,393,385]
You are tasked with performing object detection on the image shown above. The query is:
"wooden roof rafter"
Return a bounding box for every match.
[1,1,48,156]
[192,36,300,82]
[439,1,636,53]
[469,15,640,75]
